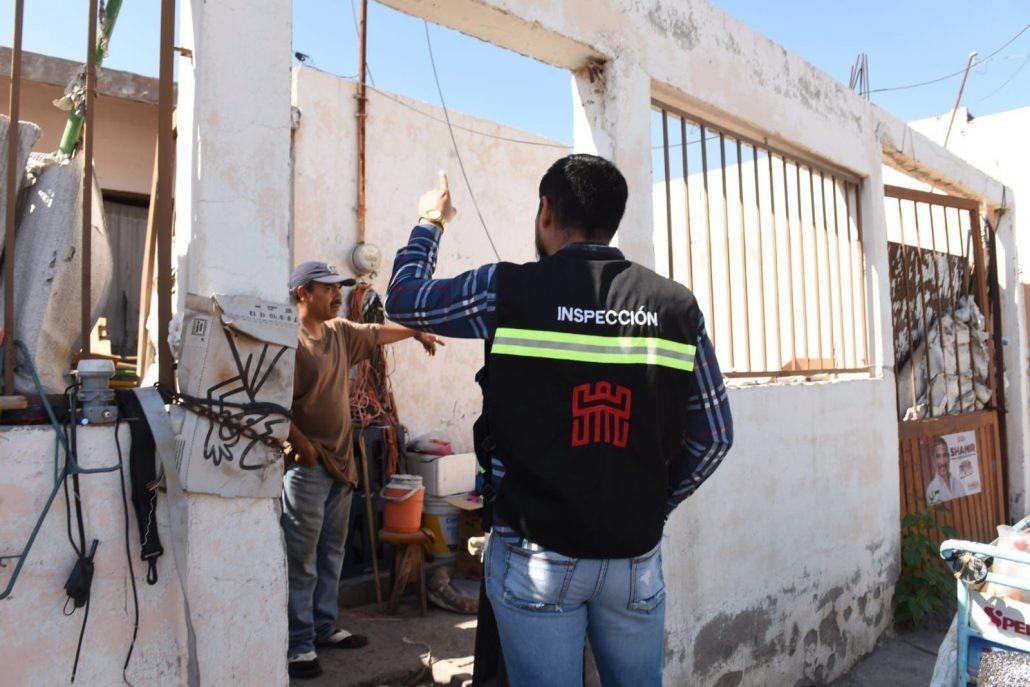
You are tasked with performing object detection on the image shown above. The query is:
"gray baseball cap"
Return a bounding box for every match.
[289,261,357,290]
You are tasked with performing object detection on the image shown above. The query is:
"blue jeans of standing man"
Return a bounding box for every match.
[282,462,353,655]
[484,533,666,687]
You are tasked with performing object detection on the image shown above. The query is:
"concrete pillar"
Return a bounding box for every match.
[995,209,1030,518]
[572,55,655,269]
[171,0,293,684]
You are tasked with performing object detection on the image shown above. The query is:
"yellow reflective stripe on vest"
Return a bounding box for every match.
[492,327,696,372]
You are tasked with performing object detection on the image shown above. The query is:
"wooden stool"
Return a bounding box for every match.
[378,527,435,615]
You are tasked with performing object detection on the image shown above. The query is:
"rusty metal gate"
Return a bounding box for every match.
[886,185,1008,542]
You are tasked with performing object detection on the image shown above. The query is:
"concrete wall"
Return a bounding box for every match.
[0,425,187,686]
[665,379,897,686]
[0,75,156,196]
[292,66,565,450]
[361,1,1012,684]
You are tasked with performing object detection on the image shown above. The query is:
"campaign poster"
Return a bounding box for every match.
[921,431,981,505]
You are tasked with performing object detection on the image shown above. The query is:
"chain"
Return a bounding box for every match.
[157,386,289,452]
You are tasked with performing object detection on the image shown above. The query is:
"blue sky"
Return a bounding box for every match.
[3,1,1028,145]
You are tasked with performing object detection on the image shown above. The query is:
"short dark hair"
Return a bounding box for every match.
[538,154,628,242]
[289,279,316,304]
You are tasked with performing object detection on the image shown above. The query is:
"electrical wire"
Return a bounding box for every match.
[423,20,502,261]
[974,54,1030,103]
[70,596,91,683]
[114,417,140,683]
[869,23,1030,94]
[350,0,376,86]
[365,82,569,149]
[344,0,567,151]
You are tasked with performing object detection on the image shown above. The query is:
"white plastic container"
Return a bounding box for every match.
[422,494,461,558]
[407,452,477,496]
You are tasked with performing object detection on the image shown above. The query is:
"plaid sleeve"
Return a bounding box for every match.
[385,224,497,339]
[666,313,733,515]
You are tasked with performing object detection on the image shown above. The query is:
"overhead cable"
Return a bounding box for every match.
[870,23,1029,94]
[974,54,1030,103]
[423,20,501,261]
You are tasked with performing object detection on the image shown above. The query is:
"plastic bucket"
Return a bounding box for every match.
[382,474,425,533]
[421,494,461,557]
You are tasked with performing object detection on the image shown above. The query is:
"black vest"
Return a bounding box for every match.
[478,247,702,558]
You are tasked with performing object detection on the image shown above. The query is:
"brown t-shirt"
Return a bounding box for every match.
[292,318,379,484]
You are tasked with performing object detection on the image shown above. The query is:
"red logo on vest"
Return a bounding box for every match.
[571,382,632,448]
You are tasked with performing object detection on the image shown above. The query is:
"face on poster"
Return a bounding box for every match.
[922,431,981,505]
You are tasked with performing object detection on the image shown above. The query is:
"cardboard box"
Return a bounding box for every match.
[172,293,297,497]
[407,452,477,496]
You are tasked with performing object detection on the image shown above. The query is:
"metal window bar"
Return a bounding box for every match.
[2,0,24,393]
[651,103,869,378]
[1,0,175,394]
[883,186,994,421]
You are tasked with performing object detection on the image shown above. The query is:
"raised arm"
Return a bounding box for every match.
[385,172,498,339]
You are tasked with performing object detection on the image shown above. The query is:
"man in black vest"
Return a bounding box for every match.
[386,156,733,686]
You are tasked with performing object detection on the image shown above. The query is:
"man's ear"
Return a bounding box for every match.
[539,196,553,230]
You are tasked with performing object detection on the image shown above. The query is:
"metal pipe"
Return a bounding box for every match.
[3,0,23,393]
[157,0,174,389]
[896,199,919,415]
[854,186,869,368]
[926,204,949,409]
[81,0,98,358]
[840,180,856,368]
[807,166,824,370]
[679,118,694,287]
[753,145,767,372]
[830,176,847,370]
[661,110,673,279]
[943,52,977,149]
[699,125,716,349]
[736,139,751,368]
[781,157,799,370]
[718,133,734,369]
[794,163,811,370]
[766,150,782,370]
[942,207,965,413]
[356,0,368,244]
[817,171,832,367]
[969,211,993,406]
[911,202,935,416]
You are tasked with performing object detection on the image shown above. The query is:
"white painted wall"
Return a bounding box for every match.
[292,66,565,450]
[665,379,897,686]
[0,425,187,686]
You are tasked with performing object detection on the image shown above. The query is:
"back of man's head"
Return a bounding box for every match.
[539,154,628,243]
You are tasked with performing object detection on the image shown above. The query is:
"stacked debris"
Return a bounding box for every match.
[0,148,112,393]
[896,294,991,420]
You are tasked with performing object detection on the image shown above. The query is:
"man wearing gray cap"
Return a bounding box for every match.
[283,260,441,679]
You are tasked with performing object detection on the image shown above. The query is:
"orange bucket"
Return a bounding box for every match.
[382,474,425,533]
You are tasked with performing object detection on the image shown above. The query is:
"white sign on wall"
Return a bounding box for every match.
[922,431,981,505]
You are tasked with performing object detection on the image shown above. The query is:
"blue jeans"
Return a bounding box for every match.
[484,533,666,687]
[282,462,353,655]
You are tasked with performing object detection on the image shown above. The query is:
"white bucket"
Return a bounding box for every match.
[422,494,461,557]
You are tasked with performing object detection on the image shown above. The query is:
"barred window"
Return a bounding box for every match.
[651,103,870,378]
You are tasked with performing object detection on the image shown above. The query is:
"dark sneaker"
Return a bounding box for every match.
[315,629,369,650]
[287,651,322,679]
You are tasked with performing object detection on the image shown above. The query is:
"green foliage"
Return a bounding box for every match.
[895,506,958,629]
